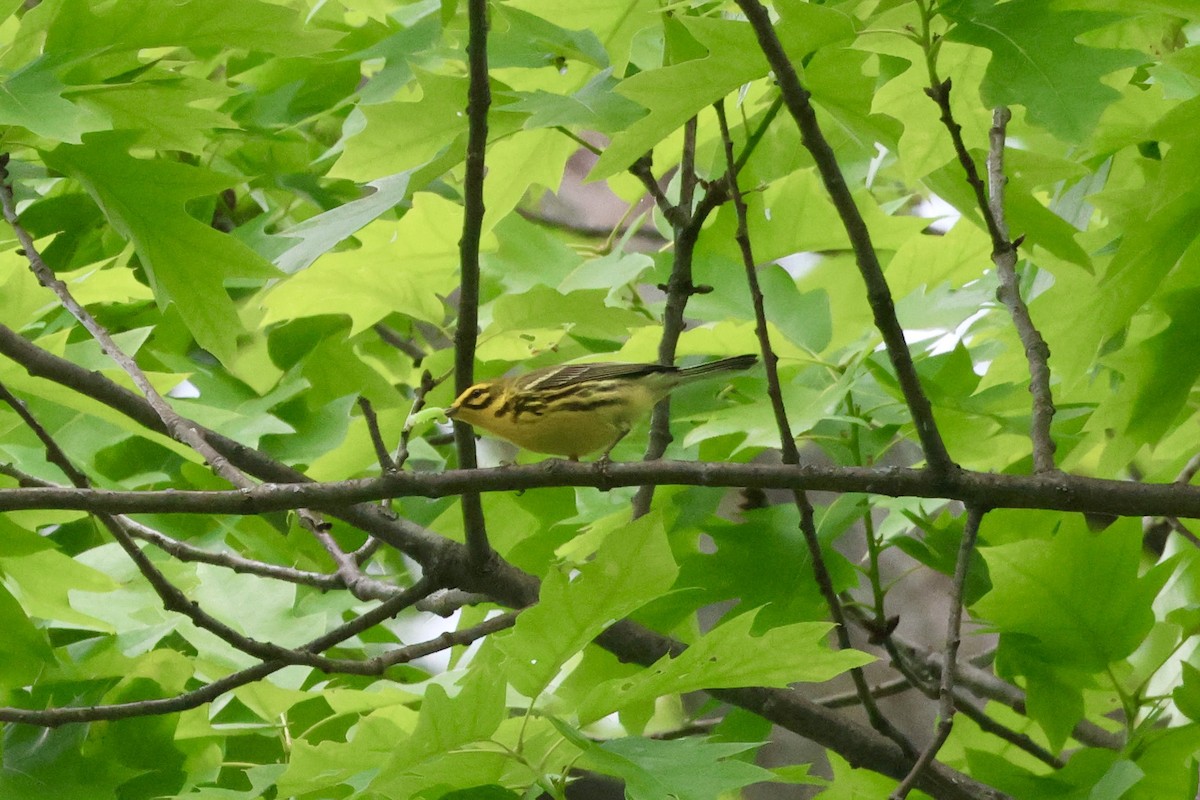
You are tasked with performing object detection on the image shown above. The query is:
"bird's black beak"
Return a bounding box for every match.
[445,405,459,418]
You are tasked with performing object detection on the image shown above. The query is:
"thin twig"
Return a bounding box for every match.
[1176,451,1200,486]
[730,1,954,475]
[358,396,397,473]
[373,323,427,365]
[913,5,1057,472]
[816,676,916,709]
[952,694,1064,768]
[986,108,1056,472]
[394,369,439,470]
[716,99,913,755]
[352,536,384,565]
[891,506,984,799]
[454,0,493,571]
[632,118,726,518]
[889,636,1121,751]
[309,525,404,601]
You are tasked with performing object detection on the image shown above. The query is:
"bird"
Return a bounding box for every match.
[446,354,758,461]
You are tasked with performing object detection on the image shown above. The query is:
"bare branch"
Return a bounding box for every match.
[453,0,494,572]
[816,676,916,709]
[730,0,954,475]
[394,369,439,470]
[716,99,912,756]
[13,456,1200,521]
[0,576,438,726]
[914,10,1057,473]
[985,108,1056,473]
[891,506,984,799]
[359,396,397,473]
[0,321,454,568]
[373,323,427,365]
[632,118,732,517]
[890,637,1122,751]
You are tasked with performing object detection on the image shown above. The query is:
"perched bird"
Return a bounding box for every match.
[447,354,757,460]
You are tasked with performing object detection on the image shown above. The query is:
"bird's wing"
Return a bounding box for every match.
[516,362,674,391]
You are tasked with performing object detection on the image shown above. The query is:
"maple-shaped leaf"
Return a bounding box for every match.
[943,0,1143,142]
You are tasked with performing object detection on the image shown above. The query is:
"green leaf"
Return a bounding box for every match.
[1101,289,1200,445]
[0,56,109,142]
[271,172,414,275]
[43,0,334,57]
[580,612,872,723]
[568,730,776,800]
[437,786,520,800]
[591,7,855,179]
[975,516,1167,672]
[0,535,119,629]
[396,671,506,770]
[261,192,478,333]
[78,78,236,152]
[508,69,646,131]
[0,581,54,686]
[815,750,926,799]
[506,0,657,74]
[332,70,468,181]
[943,0,1142,141]
[1127,725,1200,800]
[43,135,280,363]
[495,510,678,697]
[490,5,608,69]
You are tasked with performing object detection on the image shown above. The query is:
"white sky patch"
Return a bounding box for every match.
[168,379,200,399]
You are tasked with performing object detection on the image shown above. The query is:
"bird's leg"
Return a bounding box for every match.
[596,423,631,467]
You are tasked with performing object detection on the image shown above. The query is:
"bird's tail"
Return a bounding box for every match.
[677,354,758,379]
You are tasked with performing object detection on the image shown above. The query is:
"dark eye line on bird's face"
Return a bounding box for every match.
[460,386,494,411]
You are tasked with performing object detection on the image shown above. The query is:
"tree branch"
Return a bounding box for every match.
[919,41,1057,473]
[730,0,954,475]
[453,0,494,571]
[716,99,913,756]
[9,458,1200,520]
[0,576,439,726]
[632,117,703,518]
[891,506,984,798]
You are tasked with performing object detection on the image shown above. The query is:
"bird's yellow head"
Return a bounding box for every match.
[447,381,503,425]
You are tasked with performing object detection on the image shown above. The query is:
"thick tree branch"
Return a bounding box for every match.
[9,459,1200,520]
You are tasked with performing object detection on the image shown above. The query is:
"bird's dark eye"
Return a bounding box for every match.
[461,386,493,410]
